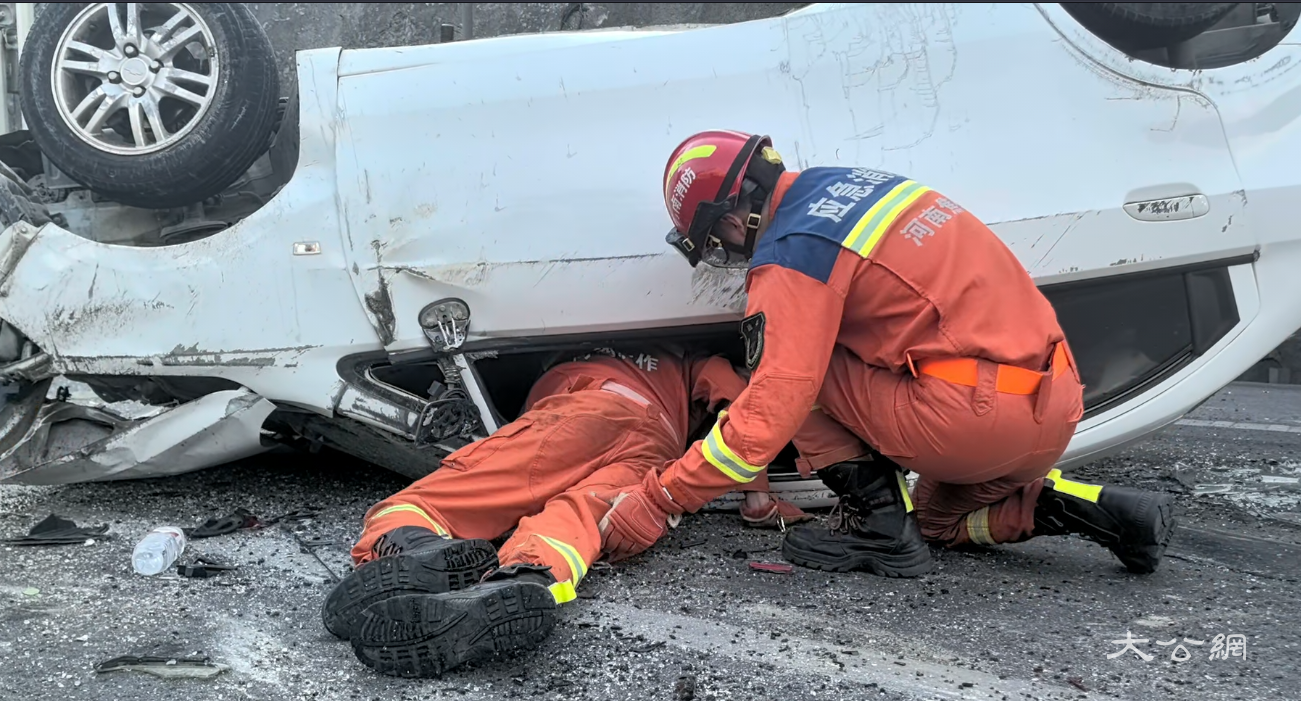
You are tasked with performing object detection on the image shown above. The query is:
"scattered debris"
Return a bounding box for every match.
[94,655,229,679]
[674,673,697,701]
[22,587,38,597]
[748,561,794,574]
[185,508,261,539]
[1067,676,1088,691]
[176,555,239,579]
[632,640,665,653]
[183,506,320,540]
[1133,614,1177,629]
[265,508,321,525]
[3,514,109,546]
[1261,475,1300,485]
[284,523,340,582]
[677,537,707,549]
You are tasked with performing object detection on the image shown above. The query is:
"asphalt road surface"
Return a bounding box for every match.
[1,382,1298,701]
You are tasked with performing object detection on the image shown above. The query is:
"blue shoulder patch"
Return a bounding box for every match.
[750,166,910,283]
[759,166,914,245]
[750,232,843,285]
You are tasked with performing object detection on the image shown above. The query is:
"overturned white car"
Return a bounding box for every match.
[0,3,1299,501]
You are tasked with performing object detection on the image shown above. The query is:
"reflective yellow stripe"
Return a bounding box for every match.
[538,535,588,585]
[1046,468,1103,503]
[966,507,995,545]
[896,471,914,513]
[701,412,764,484]
[665,145,718,188]
[548,580,578,605]
[841,180,932,257]
[371,504,449,537]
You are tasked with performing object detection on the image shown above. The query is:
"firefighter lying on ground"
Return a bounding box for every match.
[597,129,1177,579]
[320,344,821,678]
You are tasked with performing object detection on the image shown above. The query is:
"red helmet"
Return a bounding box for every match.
[662,129,784,267]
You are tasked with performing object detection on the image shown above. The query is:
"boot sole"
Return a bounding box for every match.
[1117,493,1177,574]
[350,582,557,678]
[321,539,499,640]
[781,539,934,578]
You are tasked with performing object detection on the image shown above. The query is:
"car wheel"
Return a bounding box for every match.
[18,2,281,210]
[1061,2,1240,51]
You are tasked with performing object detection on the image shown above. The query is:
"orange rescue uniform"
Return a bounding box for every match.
[656,167,1085,547]
[349,347,752,603]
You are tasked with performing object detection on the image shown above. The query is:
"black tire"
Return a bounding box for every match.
[1061,2,1240,51]
[18,3,280,210]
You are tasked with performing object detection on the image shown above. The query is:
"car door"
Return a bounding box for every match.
[329,3,1255,393]
[784,3,1255,420]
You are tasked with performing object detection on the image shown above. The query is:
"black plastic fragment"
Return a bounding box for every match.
[1,514,109,546]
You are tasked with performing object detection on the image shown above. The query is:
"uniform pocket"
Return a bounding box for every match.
[441,418,535,472]
[1060,342,1083,387]
[862,371,918,460]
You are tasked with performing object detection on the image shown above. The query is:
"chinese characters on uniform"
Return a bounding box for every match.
[806,197,857,224]
[804,169,898,224]
[850,168,894,185]
[900,197,964,247]
[571,348,660,373]
[802,169,967,247]
[826,181,873,201]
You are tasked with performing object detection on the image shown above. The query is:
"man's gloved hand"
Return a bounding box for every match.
[598,467,684,562]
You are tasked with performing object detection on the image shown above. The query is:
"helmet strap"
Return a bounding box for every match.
[742,211,763,255]
[730,151,784,258]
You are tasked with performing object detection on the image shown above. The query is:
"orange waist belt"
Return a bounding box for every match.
[912,342,1073,395]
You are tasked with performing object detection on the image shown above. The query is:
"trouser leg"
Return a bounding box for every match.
[348,415,551,566]
[349,389,668,565]
[329,409,565,639]
[912,474,1047,547]
[330,390,672,640]
[793,407,872,476]
[346,396,680,677]
[497,459,657,604]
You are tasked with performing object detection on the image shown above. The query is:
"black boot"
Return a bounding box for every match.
[350,563,560,678]
[1033,469,1176,574]
[321,526,498,640]
[781,459,933,577]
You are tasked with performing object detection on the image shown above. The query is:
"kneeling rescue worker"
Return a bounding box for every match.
[321,344,810,677]
[596,129,1177,577]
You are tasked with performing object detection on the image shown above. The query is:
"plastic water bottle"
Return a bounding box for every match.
[132,526,187,576]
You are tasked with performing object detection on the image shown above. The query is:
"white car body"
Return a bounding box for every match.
[1,2,1299,485]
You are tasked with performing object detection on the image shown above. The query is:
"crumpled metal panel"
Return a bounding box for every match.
[0,48,380,418]
[0,389,276,486]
